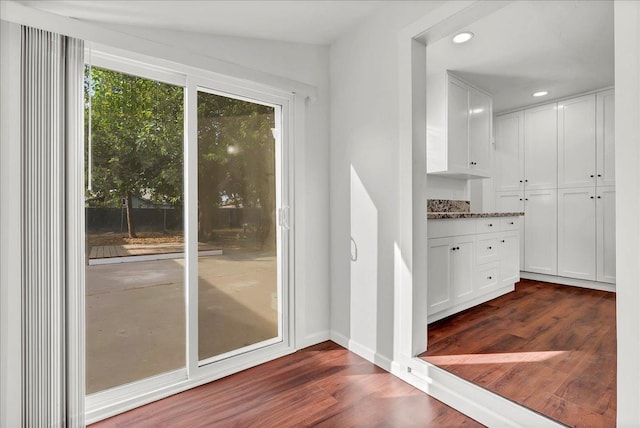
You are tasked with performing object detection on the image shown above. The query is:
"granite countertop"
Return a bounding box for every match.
[426,199,523,219]
[427,211,524,219]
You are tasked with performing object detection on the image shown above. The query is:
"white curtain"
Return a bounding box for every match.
[21,25,84,427]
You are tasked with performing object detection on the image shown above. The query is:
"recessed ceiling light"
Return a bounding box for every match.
[533,91,549,97]
[452,32,474,44]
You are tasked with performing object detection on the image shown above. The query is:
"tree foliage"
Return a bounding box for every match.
[85,66,184,237]
[197,92,276,248]
[85,66,277,248]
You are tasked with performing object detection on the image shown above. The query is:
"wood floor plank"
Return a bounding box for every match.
[91,342,483,428]
[421,279,616,428]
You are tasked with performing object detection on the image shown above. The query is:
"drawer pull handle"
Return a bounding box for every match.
[487,276,492,280]
[501,240,506,243]
[488,223,493,227]
[487,246,492,250]
[509,221,514,225]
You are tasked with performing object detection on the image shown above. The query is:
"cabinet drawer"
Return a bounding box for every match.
[476,263,500,294]
[500,217,519,231]
[427,219,476,239]
[477,233,500,265]
[476,218,499,234]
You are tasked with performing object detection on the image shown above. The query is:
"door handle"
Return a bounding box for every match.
[350,237,358,261]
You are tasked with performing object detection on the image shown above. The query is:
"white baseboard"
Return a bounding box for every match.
[329,330,349,349]
[520,271,616,292]
[346,339,392,372]
[392,359,564,428]
[428,283,515,323]
[299,330,330,348]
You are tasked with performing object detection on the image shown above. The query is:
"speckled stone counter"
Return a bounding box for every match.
[426,199,523,219]
[427,211,524,219]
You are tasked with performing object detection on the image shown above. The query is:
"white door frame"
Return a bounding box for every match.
[393,1,581,426]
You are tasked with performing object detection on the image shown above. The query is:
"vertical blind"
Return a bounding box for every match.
[21,25,84,427]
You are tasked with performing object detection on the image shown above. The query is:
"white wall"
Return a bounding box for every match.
[427,176,470,201]
[329,1,444,363]
[614,2,640,424]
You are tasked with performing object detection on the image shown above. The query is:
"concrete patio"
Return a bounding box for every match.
[86,249,278,394]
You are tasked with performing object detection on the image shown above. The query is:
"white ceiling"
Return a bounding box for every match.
[427,1,614,113]
[18,0,393,45]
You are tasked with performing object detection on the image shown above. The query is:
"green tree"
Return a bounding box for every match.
[197,93,276,249]
[85,66,184,237]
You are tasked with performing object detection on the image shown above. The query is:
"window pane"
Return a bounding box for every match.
[197,90,279,362]
[85,66,185,393]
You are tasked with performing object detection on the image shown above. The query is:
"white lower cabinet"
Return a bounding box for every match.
[427,217,520,323]
[597,187,616,283]
[495,191,525,268]
[558,188,596,280]
[451,236,476,302]
[524,189,557,275]
[499,230,520,286]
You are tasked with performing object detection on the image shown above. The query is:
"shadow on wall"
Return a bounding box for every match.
[350,165,378,355]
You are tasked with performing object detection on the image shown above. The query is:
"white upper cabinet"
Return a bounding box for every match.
[494,111,525,192]
[558,94,597,188]
[469,87,493,175]
[557,187,597,280]
[427,72,492,178]
[597,89,615,186]
[447,78,470,171]
[524,103,558,190]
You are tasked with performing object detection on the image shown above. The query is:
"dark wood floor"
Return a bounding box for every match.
[91,341,482,427]
[421,279,616,428]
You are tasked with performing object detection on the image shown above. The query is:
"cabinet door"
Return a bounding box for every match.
[468,87,492,176]
[597,186,616,283]
[499,230,520,286]
[447,78,469,171]
[558,95,596,188]
[427,237,453,314]
[557,188,596,280]
[494,111,524,192]
[524,103,557,189]
[451,236,475,302]
[495,191,525,268]
[524,189,557,275]
[597,90,615,187]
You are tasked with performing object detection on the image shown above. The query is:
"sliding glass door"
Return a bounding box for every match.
[84,65,186,394]
[196,89,283,365]
[84,53,291,417]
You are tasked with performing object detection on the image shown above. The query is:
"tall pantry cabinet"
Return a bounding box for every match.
[494,88,615,285]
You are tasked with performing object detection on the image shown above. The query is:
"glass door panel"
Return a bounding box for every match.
[84,65,185,393]
[196,89,281,363]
